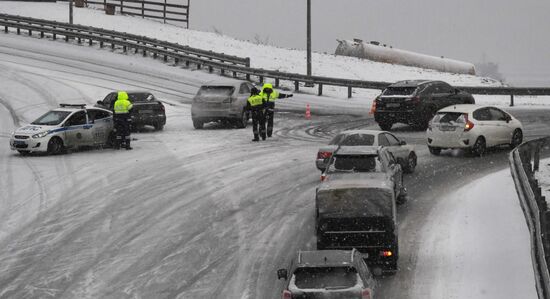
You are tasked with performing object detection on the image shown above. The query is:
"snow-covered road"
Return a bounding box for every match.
[0,33,549,298]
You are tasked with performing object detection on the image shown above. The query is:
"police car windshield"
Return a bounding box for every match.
[128,93,154,102]
[31,111,71,126]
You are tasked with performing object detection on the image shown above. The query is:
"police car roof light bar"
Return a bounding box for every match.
[59,103,87,109]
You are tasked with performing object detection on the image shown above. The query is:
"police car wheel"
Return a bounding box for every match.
[47,137,64,155]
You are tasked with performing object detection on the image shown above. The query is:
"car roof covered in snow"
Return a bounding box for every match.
[438,104,492,114]
[296,250,358,267]
[389,80,437,87]
[202,79,249,87]
[337,129,384,136]
[333,145,379,156]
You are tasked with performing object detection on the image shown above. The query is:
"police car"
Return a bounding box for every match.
[9,104,114,155]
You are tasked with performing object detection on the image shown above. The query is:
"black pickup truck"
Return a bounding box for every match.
[315,179,398,273]
[96,91,166,131]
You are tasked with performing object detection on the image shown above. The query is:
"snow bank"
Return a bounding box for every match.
[535,158,550,206]
[411,169,537,299]
[0,2,499,86]
[2,2,550,108]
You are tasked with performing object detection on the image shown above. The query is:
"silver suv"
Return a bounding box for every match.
[191,79,255,129]
[277,249,376,299]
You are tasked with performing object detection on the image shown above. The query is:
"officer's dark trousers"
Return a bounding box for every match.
[251,109,266,140]
[265,102,275,137]
[114,114,131,149]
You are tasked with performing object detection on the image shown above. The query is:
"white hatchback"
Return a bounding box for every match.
[426,105,523,156]
[9,104,114,155]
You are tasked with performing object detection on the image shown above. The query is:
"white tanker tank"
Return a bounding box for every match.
[335,39,476,75]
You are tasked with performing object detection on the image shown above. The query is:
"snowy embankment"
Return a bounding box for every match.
[2,2,549,108]
[411,168,537,298]
[536,158,550,206]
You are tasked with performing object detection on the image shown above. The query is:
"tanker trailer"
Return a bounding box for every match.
[335,39,476,75]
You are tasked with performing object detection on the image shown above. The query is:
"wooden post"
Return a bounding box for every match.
[510,94,514,107]
[120,0,124,14]
[69,0,74,24]
[318,84,323,96]
[347,86,352,98]
[275,78,280,88]
[163,0,167,24]
[295,81,299,92]
[186,0,190,28]
[259,76,264,84]
[142,0,144,18]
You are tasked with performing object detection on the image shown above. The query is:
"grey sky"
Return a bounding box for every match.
[191,0,550,86]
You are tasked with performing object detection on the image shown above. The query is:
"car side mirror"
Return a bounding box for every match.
[97,100,103,105]
[399,140,406,145]
[277,269,288,280]
[454,88,460,94]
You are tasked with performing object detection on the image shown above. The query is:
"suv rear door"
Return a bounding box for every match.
[237,83,252,111]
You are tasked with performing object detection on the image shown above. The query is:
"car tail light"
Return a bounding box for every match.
[380,250,393,257]
[320,174,327,182]
[282,290,292,299]
[369,98,377,114]
[317,151,332,159]
[410,96,420,104]
[464,114,474,132]
[362,288,372,299]
[159,103,165,111]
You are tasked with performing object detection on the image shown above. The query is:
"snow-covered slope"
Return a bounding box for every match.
[0,2,501,87]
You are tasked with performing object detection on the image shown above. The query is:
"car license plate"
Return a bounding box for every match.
[386,103,401,108]
[439,124,456,131]
[14,140,26,145]
[139,110,153,114]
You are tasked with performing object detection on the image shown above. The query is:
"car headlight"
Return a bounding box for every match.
[32,131,49,139]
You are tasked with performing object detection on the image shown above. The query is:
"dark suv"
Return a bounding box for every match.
[373,80,474,130]
[96,91,166,131]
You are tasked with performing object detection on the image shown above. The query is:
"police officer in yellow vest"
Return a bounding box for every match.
[113,91,133,150]
[246,87,266,141]
[259,83,293,138]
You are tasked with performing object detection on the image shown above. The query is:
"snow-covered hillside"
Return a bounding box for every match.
[0,2,501,87]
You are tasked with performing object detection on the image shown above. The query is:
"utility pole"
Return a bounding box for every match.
[69,0,74,24]
[306,0,312,78]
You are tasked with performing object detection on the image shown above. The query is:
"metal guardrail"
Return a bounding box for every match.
[1,13,550,101]
[0,13,249,67]
[510,136,550,299]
